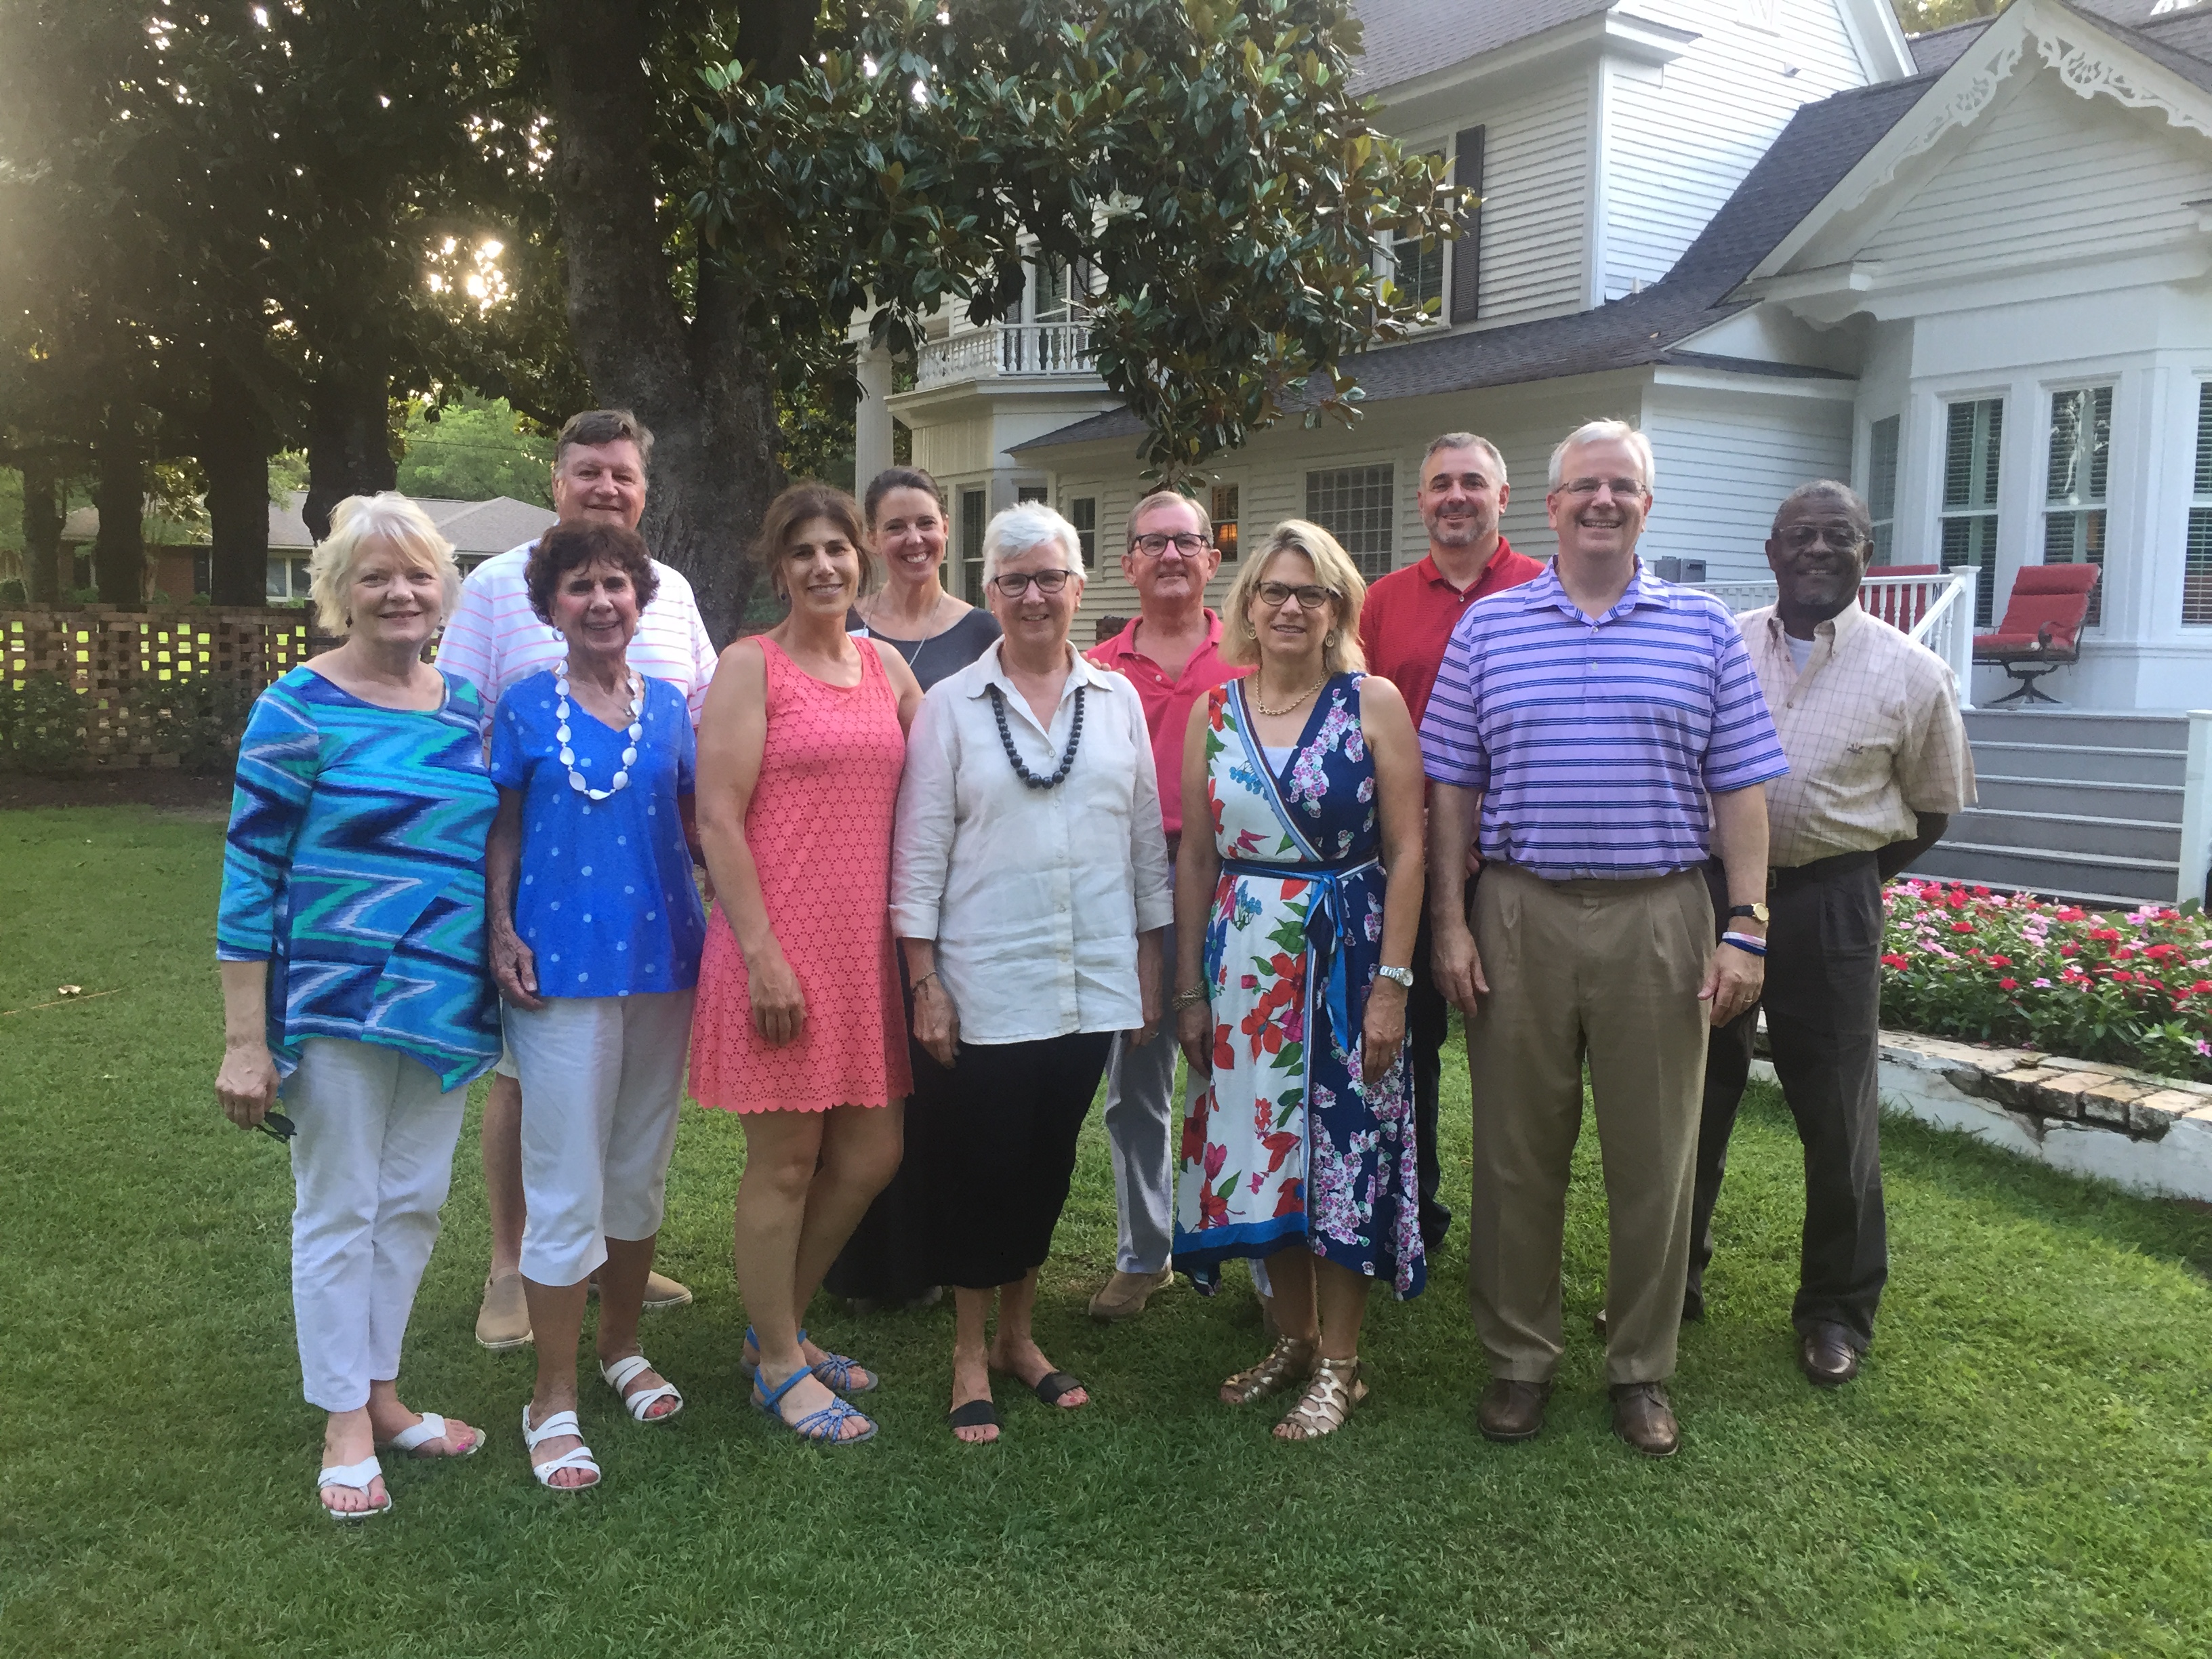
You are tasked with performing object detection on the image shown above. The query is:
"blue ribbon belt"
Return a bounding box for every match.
[1219,855,1380,1046]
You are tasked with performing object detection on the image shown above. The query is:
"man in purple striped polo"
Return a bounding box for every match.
[1420,418,1786,1458]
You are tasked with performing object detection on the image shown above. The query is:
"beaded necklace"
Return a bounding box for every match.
[986,682,1086,790]
[554,660,642,800]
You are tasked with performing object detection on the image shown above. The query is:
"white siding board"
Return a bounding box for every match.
[1603,0,1875,300]
[1640,393,1853,579]
[1860,72,2212,284]
[1475,77,1595,324]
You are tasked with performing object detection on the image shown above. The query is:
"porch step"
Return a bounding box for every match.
[1971,774,2184,823]
[1908,840,2179,907]
[1965,740,2185,787]
[1944,806,2179,863]
[1963,709,2191,750]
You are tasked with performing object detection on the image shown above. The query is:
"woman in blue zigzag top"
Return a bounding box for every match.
[216,493,502,1523]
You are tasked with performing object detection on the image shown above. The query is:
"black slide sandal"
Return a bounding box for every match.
[1031,1370,1086,1406]
[947,1399,1000,1436]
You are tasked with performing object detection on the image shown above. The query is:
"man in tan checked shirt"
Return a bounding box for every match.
[1689,480,1973,1387]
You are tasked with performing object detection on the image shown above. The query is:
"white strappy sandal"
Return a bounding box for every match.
[316,1454,392,1521]
[601,1353,682,1422]
[522,1404,602,1491]
[377,1411,480,1458]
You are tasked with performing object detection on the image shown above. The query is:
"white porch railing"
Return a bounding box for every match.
[1694,569,1979,708]
[916,321,1097,388]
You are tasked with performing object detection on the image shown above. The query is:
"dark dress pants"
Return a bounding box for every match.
[1408,905,1453,1252]
[1689,854,1888,1350]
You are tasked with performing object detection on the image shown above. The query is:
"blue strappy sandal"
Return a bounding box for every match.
[752,1364,878,1446]
[742,1326,880,1395]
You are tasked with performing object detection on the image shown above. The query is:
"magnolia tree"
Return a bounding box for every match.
[533,0,1458,641]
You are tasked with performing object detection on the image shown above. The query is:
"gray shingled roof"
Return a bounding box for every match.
[2066,0,2212,95]
[1015,73,1930,455]
[1906,18,1988,77]
[60,491,556,555]
[1347,0,1616,95]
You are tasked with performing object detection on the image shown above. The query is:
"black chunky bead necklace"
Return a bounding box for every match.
[987,682,1086,790]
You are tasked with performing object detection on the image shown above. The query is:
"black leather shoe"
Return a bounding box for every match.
[1476,1378,1553,1442]
[1610,1382,1679,1457]
[1799,1323,1861,1388]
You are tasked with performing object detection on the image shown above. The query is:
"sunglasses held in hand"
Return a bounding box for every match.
[258,1111,298,1143]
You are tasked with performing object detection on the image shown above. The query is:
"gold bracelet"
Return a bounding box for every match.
[1171,985,1208,1010]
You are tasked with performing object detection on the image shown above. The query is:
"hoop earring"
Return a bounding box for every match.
[1324,631,1339,649]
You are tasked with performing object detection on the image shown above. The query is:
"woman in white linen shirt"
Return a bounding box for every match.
[891,503,1172,1446]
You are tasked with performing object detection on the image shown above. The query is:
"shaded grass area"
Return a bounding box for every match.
[3,806,2211,1658]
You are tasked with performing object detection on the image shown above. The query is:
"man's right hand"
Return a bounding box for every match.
[1431,918,1490,1016]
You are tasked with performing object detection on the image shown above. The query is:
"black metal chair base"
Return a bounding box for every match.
[1983,662,2067,705]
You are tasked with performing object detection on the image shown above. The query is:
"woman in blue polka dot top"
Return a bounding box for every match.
[487,519,708,1492]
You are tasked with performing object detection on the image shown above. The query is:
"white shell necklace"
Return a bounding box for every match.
[554,659,642,800]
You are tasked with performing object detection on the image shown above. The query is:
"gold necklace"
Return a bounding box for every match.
[1250,675,1327,718]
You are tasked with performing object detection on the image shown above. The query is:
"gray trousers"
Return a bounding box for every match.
[1101,898,1178,1275]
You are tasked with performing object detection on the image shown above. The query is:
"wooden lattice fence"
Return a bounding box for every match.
[1,606,337,770]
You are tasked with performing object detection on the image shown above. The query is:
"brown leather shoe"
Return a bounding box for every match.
[1799,1323,1861,1387]
[1088,1267,1174,1323]
[1610,1382,1680,1457]
[1476,1378,1553,1442]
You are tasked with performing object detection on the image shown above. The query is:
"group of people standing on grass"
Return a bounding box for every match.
[214,401,1973,1521]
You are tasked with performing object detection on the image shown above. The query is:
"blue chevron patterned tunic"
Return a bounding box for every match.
[218,665,503,1092]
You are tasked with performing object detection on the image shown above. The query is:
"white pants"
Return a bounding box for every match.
[508,991,695,1286]
[286,1038,468,1412]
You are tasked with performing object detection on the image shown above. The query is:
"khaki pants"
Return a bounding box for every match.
[1466,865,1713,1385]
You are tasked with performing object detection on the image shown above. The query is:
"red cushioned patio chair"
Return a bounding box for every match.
[1859,564,1941,632]
[1972,563,2100,706]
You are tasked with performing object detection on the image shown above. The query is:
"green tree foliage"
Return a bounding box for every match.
[1889,0,2003,30]
[396,395,553,506]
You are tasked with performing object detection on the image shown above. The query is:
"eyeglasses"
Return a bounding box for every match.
[1778,522,1866,552]
[1558,477,1650,499]
[258,1111,298,1143]
[1254,581,1337,611]
[990,569,1076,597]
[1131,533,1212,558]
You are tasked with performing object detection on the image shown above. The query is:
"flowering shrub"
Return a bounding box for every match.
[1881,881,2212,1082]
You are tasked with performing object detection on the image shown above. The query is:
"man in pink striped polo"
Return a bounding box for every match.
[436,408,720,1349]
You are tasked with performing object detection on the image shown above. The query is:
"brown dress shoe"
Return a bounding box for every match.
[1476,1378,1553,1442]
[1610,1382,1679,1457]
[1088,1267,1174,1323]
[1799,1323,1861,1387]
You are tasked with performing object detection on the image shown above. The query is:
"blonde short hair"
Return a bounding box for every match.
[1548,419,1656,490]
[309,493,462,635]
[1221,519,1368,674]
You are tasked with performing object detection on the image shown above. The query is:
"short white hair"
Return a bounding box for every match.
[981,502,1084,585]
[1548,419,1656,491]
[309,493,462,635]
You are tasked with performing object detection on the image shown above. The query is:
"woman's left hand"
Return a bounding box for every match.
[1361,980,1408,1087]
[217,1040,281,1129]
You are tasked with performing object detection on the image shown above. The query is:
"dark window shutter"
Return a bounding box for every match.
[1449,126,1484,325]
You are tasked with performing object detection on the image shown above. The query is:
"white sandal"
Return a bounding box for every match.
[316,1454,391,1521]
[378,1411,480,1458]
[522,1404,601,1491]
[601,1353,682,1422]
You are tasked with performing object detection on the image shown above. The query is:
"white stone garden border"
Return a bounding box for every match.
[1750,1033,2212,1203]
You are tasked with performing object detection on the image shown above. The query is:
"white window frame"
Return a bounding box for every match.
[1065,494,1098,568]
[1208,482,1242,562]
[2186,380,2212,627]
[1306,461,1397,577]
[1865,413,1901,567]
[1382,140,1451,328]
[1939,396,2005,628]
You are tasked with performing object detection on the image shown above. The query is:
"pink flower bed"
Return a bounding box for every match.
[1881,880,2212,1083]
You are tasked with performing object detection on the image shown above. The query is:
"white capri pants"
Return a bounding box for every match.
[286,1037,469,1413]
[508,989,695,1286]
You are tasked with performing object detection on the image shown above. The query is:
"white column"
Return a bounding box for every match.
[854,345,895,492]
[2181,710,2212,907]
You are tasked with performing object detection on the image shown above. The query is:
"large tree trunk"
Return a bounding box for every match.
[201,365,271,607]
[535,0,793,645]
[20,455,64,603]
[303,365,396,543]
[94,405,146,608]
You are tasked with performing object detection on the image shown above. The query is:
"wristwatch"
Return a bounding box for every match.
[1727,903,1771,925]
[1375,965,1415,990]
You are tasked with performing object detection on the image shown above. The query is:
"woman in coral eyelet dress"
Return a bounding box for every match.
[691,483,922,1446]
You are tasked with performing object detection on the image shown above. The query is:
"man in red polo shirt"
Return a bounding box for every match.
[1084,487,1248,1323]
[1358,431,1546,1252]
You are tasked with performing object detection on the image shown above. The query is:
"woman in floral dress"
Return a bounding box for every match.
[1170,519,1428,1440]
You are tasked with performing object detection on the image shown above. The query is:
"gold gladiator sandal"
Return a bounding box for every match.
[1275,1355,1367,1441]
[1219,1334,1317,1406]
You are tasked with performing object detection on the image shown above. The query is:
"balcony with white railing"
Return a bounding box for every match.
[914,321,1098,390]
[1694,568,1980,707]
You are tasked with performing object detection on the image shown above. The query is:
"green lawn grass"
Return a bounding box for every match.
[3,804,2211,1658]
